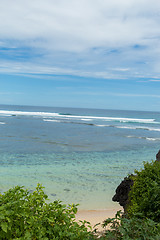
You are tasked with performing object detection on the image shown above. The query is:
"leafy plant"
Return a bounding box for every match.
[99,211,160,240]
[127,160,160,222]
[2,160,160,240]
[0,184,92,240]
[96,160,160,239]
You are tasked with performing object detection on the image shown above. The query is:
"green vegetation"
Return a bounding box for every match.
[1,160,160,239]
[0,184,91,240]
[127,160,160,222]
[98,160,160,240]
[99,211,160,240]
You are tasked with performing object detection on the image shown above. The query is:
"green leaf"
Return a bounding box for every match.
[0,184,92,239]
[1,222,8,233]
[0,214,5,220]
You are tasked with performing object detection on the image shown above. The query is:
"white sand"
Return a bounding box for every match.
[76,207,123,231]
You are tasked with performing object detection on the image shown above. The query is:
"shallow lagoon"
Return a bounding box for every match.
[0,105,159,209]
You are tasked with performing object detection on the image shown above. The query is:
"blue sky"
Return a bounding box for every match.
[0,0,160,111]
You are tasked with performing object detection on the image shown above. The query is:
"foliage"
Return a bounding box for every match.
[99,211,160,240]
[127,160,160,221]
[0,184,92,240]
[2,159,160,240]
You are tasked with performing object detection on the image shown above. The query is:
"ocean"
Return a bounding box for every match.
[0,104,160,210]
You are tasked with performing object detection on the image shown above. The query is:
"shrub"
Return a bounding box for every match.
[127,160,160,222]
[100,211,160,240]
[97,160,160,239]
[0,184,92,240]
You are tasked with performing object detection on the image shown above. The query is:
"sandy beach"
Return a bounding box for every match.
[76,207,123,231]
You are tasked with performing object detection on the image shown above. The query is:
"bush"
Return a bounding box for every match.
[127,161,160,222]
[0,184,92,240]
[97,160,160,239]
[2,160,160,240]
[100,211,160,240]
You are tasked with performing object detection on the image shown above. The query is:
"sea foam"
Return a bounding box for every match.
[0,110,156,124]
[127,136,160,141]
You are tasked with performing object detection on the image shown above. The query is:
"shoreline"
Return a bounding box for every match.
[76,207,123,230]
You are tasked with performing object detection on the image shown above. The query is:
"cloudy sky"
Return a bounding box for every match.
[0,0,160,111]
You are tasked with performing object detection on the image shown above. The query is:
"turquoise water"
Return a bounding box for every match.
[0,105,159,210]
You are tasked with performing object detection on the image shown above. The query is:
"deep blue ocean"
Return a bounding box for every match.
[0,105,160,210]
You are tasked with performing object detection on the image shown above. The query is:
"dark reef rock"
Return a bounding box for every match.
[112,150,160,212]
[156,150,160,161]
[112,176,134,213]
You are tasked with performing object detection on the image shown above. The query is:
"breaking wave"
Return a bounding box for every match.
[0,110,157,124]
[127,136,160,141]
[0,122,6,124]
[43,119,61,123]
[42,118,160,133]
[116,125,160,132]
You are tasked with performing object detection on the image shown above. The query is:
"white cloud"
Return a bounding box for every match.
[0,60,127,79]
[111,68,129,72]
[148,80,160,82]
[0,92,23,95]
[0,0,160,50]
[0,0,160,78]
[111,93,160,98]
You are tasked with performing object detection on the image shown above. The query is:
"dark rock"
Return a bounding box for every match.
[64,188,70,192]
[51,193,57,196]
[113,151,160,213]
[156,150,160,161]
[112,176,134,213]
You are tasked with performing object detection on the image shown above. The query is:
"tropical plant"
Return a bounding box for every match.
[99,211,160,240]
[0,184,92,240]
[127,160,160,222]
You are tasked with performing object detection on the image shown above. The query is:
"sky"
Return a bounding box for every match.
[0,0,160,111]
